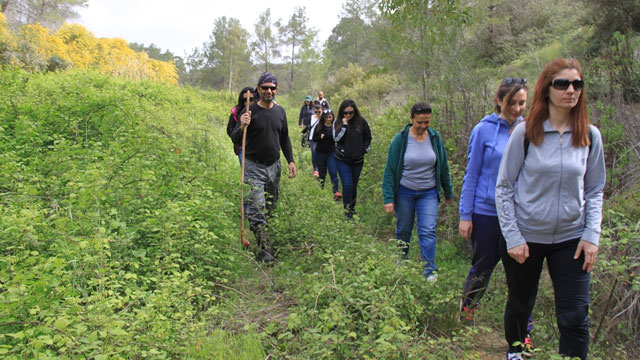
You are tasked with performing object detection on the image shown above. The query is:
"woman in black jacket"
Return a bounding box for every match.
[226,87,255,164]
[313,110,341,200]
[333,99,372,219]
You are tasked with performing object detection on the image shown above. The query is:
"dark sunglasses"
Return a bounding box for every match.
[244,97,254,101]
[260,85,277,91]
[502,77,527,85]
[413,107,432,115]
[343,110,355,115]
[549,79,584,91]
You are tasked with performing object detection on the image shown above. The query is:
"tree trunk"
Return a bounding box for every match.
[289,44,295,90]
[1,1,10,13]
[228,53,233,92]
[264,42,269,72]
[421,67,427,101]
[420,23,427,101]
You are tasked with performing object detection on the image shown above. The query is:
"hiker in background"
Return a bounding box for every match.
[308,105,322,176]
[333,99,371,220]
[312,110,341,200]
[382,102,453,281]
[299,96,314,129]
[496,58,605,360]
[226,86,255,165]
[458,77,535,352]
[231,72,297,264]
[316,91,329,109]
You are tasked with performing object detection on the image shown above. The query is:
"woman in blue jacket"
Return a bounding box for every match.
[458,78,531,332]
[382,103,453,280]
[496,59,605,360]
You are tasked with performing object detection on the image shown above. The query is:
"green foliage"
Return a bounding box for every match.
[0,67,256,358]
[3,8,640,353]
[591,199,640,347]
[186,17,252,91]
[588,32,640,102]
[325,63,401,113]
[581,0,640,51]
[251,9,280,73]
[276,6,318,91]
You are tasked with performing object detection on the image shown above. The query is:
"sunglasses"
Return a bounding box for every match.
[260,85,277,91]
[343,111,355,115]
[244,97,254,101]
[413,108,432,115]
[502,77,527,85]
[549,79,584,91]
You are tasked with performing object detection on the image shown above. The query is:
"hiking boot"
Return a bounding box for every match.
[459,305,475,325]
[345,209,355,221]
[506,352,523,360]
[254,226,276,264]
[522,334,535,358]
[333,191,342,200]
[426,273,438,283]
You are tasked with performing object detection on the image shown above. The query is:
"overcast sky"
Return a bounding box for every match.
[73,0,346,57]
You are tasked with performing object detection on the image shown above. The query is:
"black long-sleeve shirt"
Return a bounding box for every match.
[299,104,314,126]
[312,123,336,153]
[226,106,241,154]
[333,118,372,165]
[231,102,294,165]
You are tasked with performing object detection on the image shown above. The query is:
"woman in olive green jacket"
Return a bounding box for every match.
[382,103,453,280]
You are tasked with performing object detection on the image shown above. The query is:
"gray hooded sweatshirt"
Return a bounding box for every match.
[495,120,606,250]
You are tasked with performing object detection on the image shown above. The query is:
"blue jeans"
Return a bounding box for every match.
[309,140,318,171]
[395,184,439,277]
[315,151,339,193]
[335,159,363,218]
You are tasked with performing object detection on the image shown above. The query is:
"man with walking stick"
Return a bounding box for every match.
[231,72,297,263]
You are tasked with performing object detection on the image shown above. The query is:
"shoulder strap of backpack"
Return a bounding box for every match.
[231,106,238,121]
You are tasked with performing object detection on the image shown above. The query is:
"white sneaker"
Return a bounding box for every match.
[426,274,438,282]
[506,352,523,360]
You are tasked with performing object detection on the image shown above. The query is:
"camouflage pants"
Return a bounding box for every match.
[244,158,281,232]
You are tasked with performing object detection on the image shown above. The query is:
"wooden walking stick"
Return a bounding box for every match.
[240,90,252,248]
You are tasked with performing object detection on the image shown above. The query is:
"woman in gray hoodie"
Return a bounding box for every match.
[495,58,606,360]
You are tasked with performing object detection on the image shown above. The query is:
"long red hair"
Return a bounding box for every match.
[525,58,590,147]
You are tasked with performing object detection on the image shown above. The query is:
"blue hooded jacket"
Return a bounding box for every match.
[459,113,521,220]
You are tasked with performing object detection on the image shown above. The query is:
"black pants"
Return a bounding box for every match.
[500,238,590,359]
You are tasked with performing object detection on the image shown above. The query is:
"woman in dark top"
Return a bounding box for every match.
[312,110,341,199]
[333,99,372,219]
[298,96,315,128]
[226,86,255,164]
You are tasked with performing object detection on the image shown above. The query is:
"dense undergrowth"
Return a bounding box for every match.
[0,67,638,359]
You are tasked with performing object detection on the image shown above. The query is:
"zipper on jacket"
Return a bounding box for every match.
[553,134,563,242]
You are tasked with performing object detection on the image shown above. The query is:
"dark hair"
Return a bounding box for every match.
[526,58,589,147]
[315,110,335,137]
[495,80,528,114]
[337,99,364,132]
[235,87,255,110]
[410,102,432,117]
